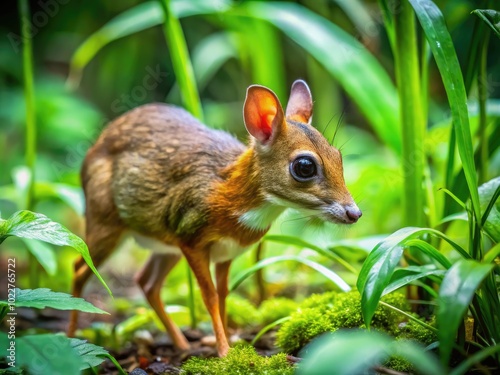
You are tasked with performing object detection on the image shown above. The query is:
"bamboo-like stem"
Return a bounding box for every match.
[158,0,203,121]
[19,0,39,288]
[394,1,426,228]
[477,31,490,185]
[157,0,204,328]
[19,0,36,210]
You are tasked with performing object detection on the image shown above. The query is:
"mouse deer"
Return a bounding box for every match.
[69,80,361,356]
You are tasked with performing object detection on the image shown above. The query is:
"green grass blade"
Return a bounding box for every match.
[438,259,493,365]
[158,0,203,120]
[230,254,351,292]
[264,234,358,274]
[409,0,481,222]
[383,267,446,296]
[472,9,500,38]
[241,1,401,154]
[251,317,290,346]
[404,239,452,268]
[449,344,500,375]
[394,0,426,227]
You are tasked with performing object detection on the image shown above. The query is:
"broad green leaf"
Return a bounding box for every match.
[264,234,357,274]
[357,227,468,328]
[409,0,481,221]
[1,334,84,375]
[191,32,238,92]
[472,9,500,39]
[22,238,57,275]
[478,177,500,241]
[241,1,401,154]
[230,254,351,292]
[0,288,107,314]
[68,0,231,87]
[297,329,444,375]
[69,338,108,370]
[438,259,494,365]
[0,211,111,295]
[383,267,446,296]
[297,330,392,375]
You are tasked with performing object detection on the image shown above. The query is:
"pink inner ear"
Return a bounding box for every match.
[260,113,275,139]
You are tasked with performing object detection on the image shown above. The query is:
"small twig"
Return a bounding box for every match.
[373,365,408,375]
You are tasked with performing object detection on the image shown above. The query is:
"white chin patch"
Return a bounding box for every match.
[238,199,287,231]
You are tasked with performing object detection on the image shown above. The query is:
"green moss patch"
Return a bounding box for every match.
[181,344,294,375]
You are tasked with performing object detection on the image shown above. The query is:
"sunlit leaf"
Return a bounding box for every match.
[437,259,493,365]
[0,211,111,296]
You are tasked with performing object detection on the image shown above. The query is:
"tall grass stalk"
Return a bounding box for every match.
[477,30,490,184]
[158,0,203,121]
[158,0,204,328]
[19,0,39,288]
[394,1,426,227]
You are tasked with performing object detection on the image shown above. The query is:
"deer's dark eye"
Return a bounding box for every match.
[290,156,317,181]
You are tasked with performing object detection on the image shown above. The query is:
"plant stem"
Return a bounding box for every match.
[158,0,203,121]
[19,0,39,288]
[158,0,204,328]
[477,30,490,185]
[394,1,426,228]
[19,0,36,210]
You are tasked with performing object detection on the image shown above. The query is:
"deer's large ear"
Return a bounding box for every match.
[244,85,285,144]
[285,79,313,125]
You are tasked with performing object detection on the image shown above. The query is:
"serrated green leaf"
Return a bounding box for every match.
[0,334,84,375]
[69,338,108,370]
[472,9,500,39]
[0,210,111,295]
[0,288,107,314]
[438,259,494,365]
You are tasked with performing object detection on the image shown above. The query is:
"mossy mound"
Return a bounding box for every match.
[259,298,299,326]
[181,344,294,375]
[276,291,410,354]
[226,294,260,329]
[226,295,299,329]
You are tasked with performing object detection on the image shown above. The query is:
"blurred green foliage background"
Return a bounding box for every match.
[0,0,499,323]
